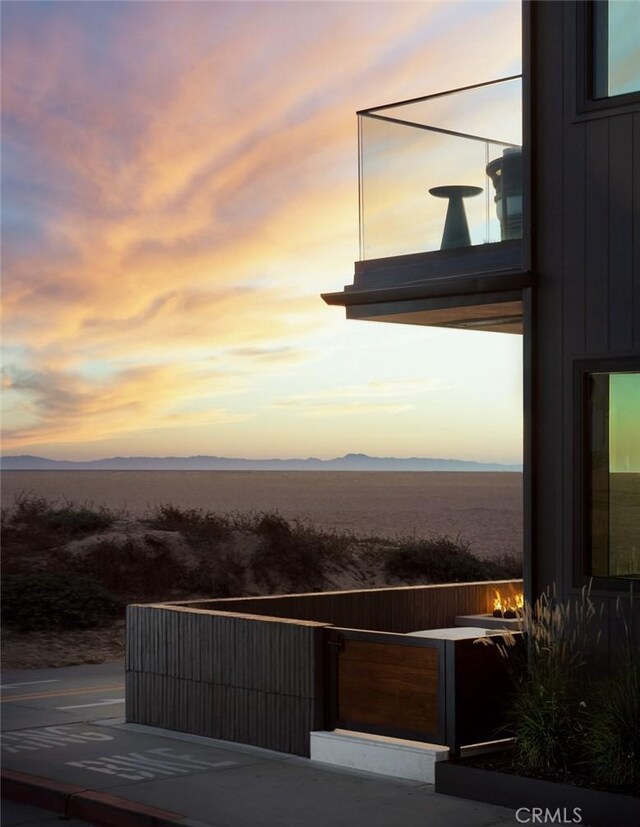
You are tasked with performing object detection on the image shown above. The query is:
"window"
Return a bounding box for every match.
[592,0,640,99]
[588,370,640,580]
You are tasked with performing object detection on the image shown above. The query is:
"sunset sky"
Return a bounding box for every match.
[2,0,523,464]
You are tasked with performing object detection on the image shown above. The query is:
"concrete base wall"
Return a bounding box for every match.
[310,730,449,783]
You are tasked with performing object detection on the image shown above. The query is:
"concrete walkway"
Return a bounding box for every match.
[2,799,93,826]
[1,662,518,827]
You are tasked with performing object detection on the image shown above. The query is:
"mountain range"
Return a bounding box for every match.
[0,454,522,472]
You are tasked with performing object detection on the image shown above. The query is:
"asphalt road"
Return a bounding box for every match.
[1,661,125,733]
[1,661,518,827]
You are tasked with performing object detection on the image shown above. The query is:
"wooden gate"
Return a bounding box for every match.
[325,627,519,751]
[325,628,447,744]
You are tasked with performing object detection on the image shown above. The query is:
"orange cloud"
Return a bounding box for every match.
[2,1,521,455]
[2,362,250,449]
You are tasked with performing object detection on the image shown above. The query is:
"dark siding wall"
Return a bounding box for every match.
[528,2,639,637]
[182,580,523,634]
[126,606,326,756]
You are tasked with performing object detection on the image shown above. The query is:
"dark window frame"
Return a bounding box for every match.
[573,356,640,591]
[575,0,640,118]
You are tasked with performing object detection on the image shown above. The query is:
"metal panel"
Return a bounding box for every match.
[446,635,521,754]
[608,115,634,352]
[584,117,610,353]
[633,111,640,352]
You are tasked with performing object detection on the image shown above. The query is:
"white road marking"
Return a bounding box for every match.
[1,726,115,754]
[57,698,125,710]
[67,747,238,781]
[1,679,60,690]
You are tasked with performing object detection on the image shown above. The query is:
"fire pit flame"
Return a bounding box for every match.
[492,590,524,619]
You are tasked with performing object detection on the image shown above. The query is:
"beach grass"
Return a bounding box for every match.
[2,496,522,626]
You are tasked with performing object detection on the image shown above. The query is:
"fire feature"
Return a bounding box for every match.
[492,590,524,619]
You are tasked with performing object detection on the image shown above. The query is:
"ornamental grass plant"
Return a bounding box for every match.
[581,594,640,793]
[509,585,600,776]
[479,584,640,792]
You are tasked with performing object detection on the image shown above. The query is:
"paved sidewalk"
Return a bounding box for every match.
[2,799,93,826]
[2,719,516,827]
[1,663,518,827]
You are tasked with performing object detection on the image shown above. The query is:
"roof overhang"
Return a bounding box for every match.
[323,258,531,335]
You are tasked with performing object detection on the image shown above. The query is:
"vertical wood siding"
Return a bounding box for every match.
[529,2,639,638]
[126,605,326,756]
[180,579,523,633]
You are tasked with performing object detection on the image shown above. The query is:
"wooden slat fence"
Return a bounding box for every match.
[126,579,522,756]
[177,579,523,633]
[126,605,327,756]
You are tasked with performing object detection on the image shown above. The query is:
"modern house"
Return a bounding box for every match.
[324,0,640,636]
[126,0,639,794]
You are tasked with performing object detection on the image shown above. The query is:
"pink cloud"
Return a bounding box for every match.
[2,1,521,453]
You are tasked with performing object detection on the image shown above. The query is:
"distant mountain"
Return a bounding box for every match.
[0,453,522,472]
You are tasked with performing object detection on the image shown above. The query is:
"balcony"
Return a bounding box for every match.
[324,77,529,334]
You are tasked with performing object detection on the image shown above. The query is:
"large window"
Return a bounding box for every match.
[592,0,640,98]
[589,370,640,580]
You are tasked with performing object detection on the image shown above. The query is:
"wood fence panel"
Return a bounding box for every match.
[337,639,439,734]
[126,605,327,756]
[180,579,523,633]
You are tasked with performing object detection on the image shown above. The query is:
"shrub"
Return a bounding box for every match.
[584,657,640,791]
[11,493,50,521]
[1,573,121,631]
[72,536,203,598]
[250,513,328,593]
[478,585,601,776]
[208,550,248,597]
[2,494,115,552]
[480,585,640,793]
[384,536,521,583]
[44,505,113,534]
[145,504,231,546]
[583,595,640,791]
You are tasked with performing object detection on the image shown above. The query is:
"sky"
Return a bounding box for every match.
[1,0,523,464]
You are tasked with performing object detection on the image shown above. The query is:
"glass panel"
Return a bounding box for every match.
[593,0,640,98]
[383,77,522,146]
[589,371,640,579]
[358,77,522,260]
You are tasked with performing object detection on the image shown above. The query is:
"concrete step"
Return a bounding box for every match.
[309,729,449,783]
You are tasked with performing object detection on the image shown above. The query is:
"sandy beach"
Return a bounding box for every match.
[2,470,522,558]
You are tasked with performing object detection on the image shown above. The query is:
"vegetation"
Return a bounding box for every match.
[145,504,233,545]
[384,535,521,583]
[479,585,639,794]
[582,597,640,792]
[1,495,522,627]
[1,573,120,631]
[71,535,198,598]
[509,586,598,775]
[2,493,116,554]
[250,513,348,593]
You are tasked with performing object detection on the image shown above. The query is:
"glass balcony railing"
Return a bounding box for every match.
[358,76,522,261]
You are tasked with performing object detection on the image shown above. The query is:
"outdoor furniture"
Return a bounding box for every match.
[429,184,483,249]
